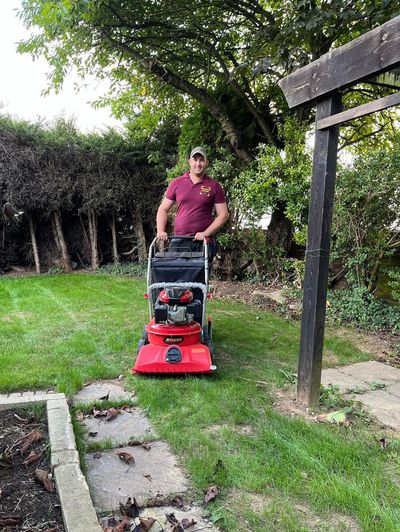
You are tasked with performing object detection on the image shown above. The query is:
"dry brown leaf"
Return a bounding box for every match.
[166,512,179,525]
[93,451,102,459]
[204,484,219,504]
[0,516,22,526]
[143,474,152,481]
[13,413,28,422]
[89,431,98,437]
[171,525,185,532]
[99,391,110,400]
[22,450,43,465]
[171,494,184,508]
[18,430,43,455]
[119,497,139,518]
[75,410,84,421]
[138,516,156,531]
[34,468,55,492]
[103,515,130,531]
[181,517,197,529]
[106,407,121,422]
[93,407,108,417]
[116,451,134,464]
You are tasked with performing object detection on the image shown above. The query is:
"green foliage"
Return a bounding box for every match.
[97,261,146,278]
[332,144,400,291]
[327,287,400,332]
[231,117,312,245]
[387,267,400,302]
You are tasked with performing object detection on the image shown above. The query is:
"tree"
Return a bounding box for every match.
[18,0,399,258]
[332,144,400,292]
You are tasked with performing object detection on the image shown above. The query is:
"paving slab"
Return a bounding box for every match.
[82,408,155,445]
[353,390,400,430]
[85,441,189,511]
[339,361,400,386]
[73,380,135,404]
[321,368,366,391]
[137,505,218,531]
[385,382,400,398]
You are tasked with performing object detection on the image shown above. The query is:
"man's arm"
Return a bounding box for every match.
[193,202,229,240]
[156,197,174,240]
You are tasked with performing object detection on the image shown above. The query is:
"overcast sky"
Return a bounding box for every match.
[0,1,122,132]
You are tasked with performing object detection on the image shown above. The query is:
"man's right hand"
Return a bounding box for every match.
[156,231,168,241]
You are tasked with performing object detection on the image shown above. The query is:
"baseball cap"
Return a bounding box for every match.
[190,146,207,158]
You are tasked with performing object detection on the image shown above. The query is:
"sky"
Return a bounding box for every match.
[0,1,122,132]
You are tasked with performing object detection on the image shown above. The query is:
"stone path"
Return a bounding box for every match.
[74,380,218,531]
[321,361,400,430]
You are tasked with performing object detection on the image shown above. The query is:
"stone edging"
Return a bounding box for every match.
[0,391,101,532]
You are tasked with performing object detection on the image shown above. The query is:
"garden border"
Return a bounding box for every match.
[0,391,101,532]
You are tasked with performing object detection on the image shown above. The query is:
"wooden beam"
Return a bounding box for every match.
[298,93,342,407]
[316,91,400,129]
[279,16,400,108]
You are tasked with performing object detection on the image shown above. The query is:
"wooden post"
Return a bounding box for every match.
[297,92,342,406]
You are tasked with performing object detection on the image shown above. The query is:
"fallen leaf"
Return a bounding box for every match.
[18,430,43,455]
[104,515,130,532]
[89,431,98,437]
[116,451,135,464]
[325,409,348,425]
[76,410,84,421]
[93,451,102,459]
[204,484,219,504]
[143,474,152,481]
[22,450,43,465]
[99,391,110,401]
[13,413,28,422]
[166,512,179,525]
[93,407,108,417]
[379,437,387,449]
[182,517,197,529]
[0,516,22,526]
[106,407,121,422]
[171,494,184,508]
[119,497,139,518]
[171,525,185,532]
[0,448,13,468]
[137,516,156,531]
[34,468,55,492]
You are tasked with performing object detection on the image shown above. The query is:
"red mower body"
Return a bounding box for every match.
[133,320,214,374]
[132,236,215,375]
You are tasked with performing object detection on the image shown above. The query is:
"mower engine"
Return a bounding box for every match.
[154,287,202,325]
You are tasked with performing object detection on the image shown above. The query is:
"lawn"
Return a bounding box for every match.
[1,273,399,531]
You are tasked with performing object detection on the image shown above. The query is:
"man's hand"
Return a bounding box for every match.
[193,232,206,241]
[157,231,169,241]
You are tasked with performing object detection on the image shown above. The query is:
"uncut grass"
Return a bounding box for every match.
[1,273,397,530]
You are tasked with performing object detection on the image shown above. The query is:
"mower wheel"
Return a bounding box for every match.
[137,326,149,352]
[202,324,214,358]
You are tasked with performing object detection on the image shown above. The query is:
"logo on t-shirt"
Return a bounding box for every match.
[200,185,211,196]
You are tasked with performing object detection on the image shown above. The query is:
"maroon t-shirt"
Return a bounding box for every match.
[165,172,226,235]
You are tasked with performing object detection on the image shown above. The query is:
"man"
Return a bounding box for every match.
[156,147,228,252]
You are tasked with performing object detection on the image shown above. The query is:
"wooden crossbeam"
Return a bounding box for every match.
[279,16,400,108]
[316,91,400,130]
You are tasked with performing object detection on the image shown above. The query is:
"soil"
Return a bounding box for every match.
[212,279,400,362]
[0,405,64,532]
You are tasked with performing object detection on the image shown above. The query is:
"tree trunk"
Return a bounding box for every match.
[28,212,40,274]
[133,205,147,263]
[52,210,72,272]
[266,202,293,253]
[87,208,100,270]
[109,211,119,263]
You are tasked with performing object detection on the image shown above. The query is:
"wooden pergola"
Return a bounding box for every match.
[279,16,400,406]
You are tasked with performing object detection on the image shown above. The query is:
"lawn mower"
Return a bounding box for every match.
[132,235,215,374]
